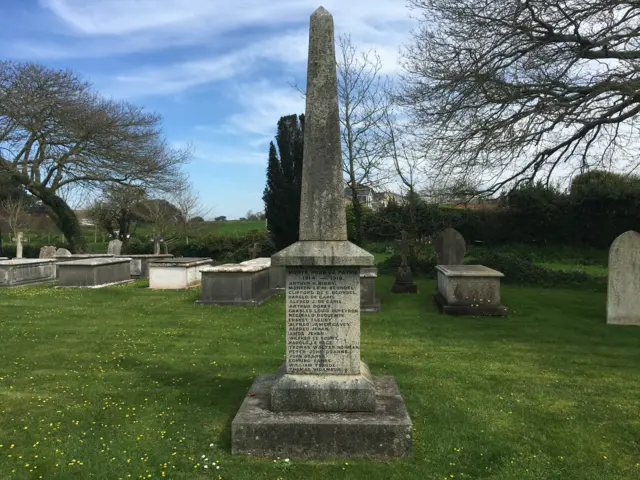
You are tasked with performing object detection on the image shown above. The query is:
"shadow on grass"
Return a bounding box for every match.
[118,356,253,450]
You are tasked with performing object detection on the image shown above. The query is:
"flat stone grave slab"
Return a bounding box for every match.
[0,259,57,287]
[148,257,212,290]
[360,267,380,313]
[232,372,412,458]
[57,257,133,288]
[435,264,507,316]
[197,261,273,306]
[117,254,174,278]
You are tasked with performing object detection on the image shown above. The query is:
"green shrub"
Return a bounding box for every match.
[468,251,606,290]
[123,230,275,263]
[377,253,437,277]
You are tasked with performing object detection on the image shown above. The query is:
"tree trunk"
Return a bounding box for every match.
[3,166,87,253]
[28,185,87,253]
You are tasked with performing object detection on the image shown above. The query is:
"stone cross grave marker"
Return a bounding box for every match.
[391,230,417,293]
[231,7,412,460]
[248,242,261,259]
[607,230,640,325]
[16,232,24,259]
[435,227,466,265]
[107,239,123,255]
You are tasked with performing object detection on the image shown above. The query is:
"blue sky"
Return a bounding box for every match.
[0,0,414,219]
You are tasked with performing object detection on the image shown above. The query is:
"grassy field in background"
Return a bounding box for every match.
[1,277,638,479]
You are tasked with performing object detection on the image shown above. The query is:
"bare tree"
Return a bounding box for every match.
[0,61,190,252]
[173,179,211,238]
[401,0,640,194]
[87,184,147,242]
[0,196,29,241]
[338,35,393,245]
[141,199,181,254]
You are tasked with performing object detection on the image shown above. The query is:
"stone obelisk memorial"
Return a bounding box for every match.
[231,7,412,458]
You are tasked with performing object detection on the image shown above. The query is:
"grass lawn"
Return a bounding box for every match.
[539,262,608,277]
[1,278,639,479]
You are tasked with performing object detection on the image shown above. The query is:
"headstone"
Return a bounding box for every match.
[107,239,123,255]
[16,232,23,259]
[607,230,640,325]
[55,248,72,257]
[391,230,418,293]
[231,7,411,459]
[435,228,466,265]
[39,246,57,259]
[248,242,261,259]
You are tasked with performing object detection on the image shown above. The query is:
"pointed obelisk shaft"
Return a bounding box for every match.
[298,7,347,241]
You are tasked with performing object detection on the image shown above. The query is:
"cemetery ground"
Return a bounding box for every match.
[1,277,639,479]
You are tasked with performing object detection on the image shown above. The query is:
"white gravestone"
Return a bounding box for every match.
[107,239,123,255]
[607,230,640,325]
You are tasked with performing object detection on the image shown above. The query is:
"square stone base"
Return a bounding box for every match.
[231,374,412,459]
[271,362,376,412]
[391,282,417,294]
[434,292,508,316]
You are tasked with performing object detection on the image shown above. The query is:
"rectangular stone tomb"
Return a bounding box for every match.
[435,265,508,316]
[196,262,273,306]
[241,257,285,291]
[117,254,174,278]
[54,254,114,278]
[360,267,380,313]
[0,259,57,287]
[57,258,133,288]
[148,258,212,290]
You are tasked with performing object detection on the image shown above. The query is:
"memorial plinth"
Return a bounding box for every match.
[148,258,212,290]
[0,259,57,287]
[434,265,508,316]
[57,258,132,288]
[231,6,410,459]
[196,261,273,306]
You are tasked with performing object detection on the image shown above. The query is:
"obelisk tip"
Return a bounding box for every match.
[312,6,331,17]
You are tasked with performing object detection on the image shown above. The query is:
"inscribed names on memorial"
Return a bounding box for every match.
[286,267,360,375]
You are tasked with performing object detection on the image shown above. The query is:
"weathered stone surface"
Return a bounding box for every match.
[148,257,212,290]
[242,257,286,290]
[607,230,640,325]
[117,254,174,278]
[55,248,72,257]
[435,265,507,316]
[272,241,374,267]
[0,259,57,287]
[271,361,376,412]
[298,7,347,242]
[196,263,273,306]
[39,246,57,259]
[107,239,123,255]
[286,267,361,375]
[57,257,132,288]
[435,228,466,265]
[232,374,412,459]
[360,267,380,313]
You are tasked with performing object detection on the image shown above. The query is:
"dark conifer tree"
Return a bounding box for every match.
[263,114,304,250]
